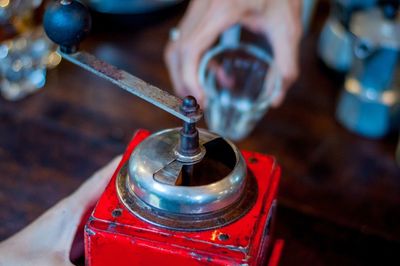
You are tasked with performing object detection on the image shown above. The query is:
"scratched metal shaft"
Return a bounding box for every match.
[61,51,202,123]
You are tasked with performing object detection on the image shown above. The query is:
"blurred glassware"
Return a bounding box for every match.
[0,27,60,101]
[0,0,42,24]
[0,0,61,101]
[199,43,281,141]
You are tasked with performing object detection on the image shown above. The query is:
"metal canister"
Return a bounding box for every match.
[318,0,377,72]
[336,7,400,138]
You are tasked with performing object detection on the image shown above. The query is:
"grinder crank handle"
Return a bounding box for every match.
[43,0,202,124]
[43,0,203,169]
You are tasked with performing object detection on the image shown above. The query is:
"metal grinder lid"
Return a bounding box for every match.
[124,128,247,215]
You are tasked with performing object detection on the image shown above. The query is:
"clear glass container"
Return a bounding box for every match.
[199,43,281,141]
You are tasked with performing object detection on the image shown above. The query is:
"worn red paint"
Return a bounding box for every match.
[85,129,283,266]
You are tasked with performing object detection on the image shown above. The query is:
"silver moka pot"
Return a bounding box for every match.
[318,0,377,72]
[336,7,400,138]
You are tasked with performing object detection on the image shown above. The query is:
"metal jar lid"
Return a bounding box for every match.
[121,128,247,215]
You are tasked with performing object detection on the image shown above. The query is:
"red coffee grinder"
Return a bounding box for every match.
[44,1,284,265]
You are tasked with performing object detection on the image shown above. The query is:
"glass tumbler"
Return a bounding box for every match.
[199,43,281,141]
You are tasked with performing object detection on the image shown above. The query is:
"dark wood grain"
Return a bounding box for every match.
[0,1,399,265]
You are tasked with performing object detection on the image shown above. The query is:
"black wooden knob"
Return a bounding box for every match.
[43,0,92,53]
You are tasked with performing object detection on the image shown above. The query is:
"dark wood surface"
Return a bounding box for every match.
[1,2,400,265]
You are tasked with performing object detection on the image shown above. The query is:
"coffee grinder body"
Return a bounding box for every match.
[85,130,282,266]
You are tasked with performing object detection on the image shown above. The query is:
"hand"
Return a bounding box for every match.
[0,155,122,266]
[165,0,302,106]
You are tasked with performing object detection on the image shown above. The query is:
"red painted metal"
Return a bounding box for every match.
[268,239,285,266]
[85,129,283,266]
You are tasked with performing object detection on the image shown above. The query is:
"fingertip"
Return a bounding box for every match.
[110,155,123,168]
[271,89,286,108]
[164,42,187,98]
[193,88,205,108]
[271,99,283,108]
[185,73,205,105]
[164,41,176,64]
[199,94,206,109]
[163,43,170,62]
[175,85,189,98]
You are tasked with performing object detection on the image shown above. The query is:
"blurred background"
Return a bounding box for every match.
[0,0,399,265]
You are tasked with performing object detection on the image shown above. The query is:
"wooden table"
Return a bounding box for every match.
[1,2,399,265]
